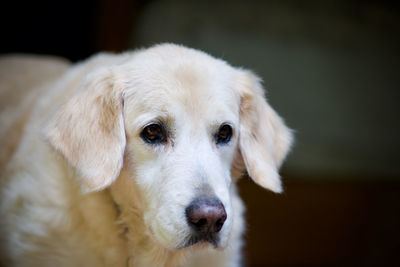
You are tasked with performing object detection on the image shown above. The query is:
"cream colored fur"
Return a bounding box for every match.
[0,44,293,267]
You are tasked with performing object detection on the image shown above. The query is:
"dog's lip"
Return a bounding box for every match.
[178,233,220,249]
[178,240,216,250]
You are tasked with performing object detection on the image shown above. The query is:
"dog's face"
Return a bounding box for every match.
[46,44,293,250]
[120,51,240,249]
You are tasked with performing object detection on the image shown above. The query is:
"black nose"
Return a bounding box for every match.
[185,197,227,234]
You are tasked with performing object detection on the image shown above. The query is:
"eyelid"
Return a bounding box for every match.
[141,120,163,131]
[133,112,169,133]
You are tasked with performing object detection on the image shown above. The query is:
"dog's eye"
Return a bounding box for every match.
[216,124,232,145]
[141,123,167,144]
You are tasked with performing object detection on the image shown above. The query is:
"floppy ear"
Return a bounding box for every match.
[233,70,293,193]
[45,68,126,193]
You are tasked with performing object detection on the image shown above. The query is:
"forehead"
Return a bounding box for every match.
[122,50,240,129]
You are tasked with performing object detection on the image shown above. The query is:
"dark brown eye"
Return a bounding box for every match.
[141,123,166,144]
[216,124,232,145]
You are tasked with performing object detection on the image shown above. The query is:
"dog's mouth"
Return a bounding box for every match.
[178,233,220,249]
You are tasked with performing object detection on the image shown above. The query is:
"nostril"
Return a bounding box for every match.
[193,218,208,228]
[214,215,227,232]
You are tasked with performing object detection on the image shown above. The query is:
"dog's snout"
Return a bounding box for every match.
[185,197,227,234]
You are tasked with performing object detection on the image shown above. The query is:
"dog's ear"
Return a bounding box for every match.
[45,68,126,193]
[233,70,293,193]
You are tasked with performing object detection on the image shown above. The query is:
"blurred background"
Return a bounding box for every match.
[1,0,399,265]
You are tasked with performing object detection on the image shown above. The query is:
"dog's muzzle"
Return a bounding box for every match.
[184,197,227,247]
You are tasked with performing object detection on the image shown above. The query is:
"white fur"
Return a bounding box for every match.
[0,44,293,266]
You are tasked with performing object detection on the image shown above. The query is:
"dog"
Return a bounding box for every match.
[0,44,293,267]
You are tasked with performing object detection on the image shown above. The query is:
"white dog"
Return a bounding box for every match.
[0,44,292,267]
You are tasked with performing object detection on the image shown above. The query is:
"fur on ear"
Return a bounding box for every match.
[45,67,126,193]
[234,70,293,193]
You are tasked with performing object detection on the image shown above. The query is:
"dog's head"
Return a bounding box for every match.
[45,44,292,250]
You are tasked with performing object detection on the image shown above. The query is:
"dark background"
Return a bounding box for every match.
[1,0,400,265]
